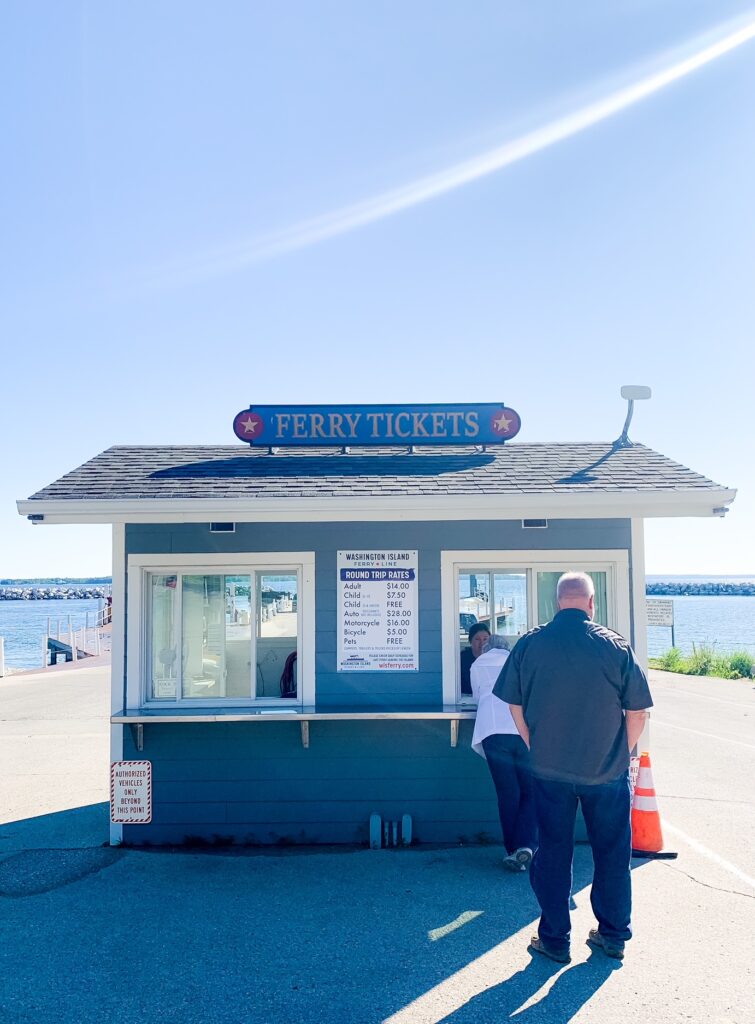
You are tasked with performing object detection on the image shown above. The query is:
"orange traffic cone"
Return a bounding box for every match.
[631,752,677,860]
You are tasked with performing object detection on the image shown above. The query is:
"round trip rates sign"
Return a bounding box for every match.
[337,551,418,671]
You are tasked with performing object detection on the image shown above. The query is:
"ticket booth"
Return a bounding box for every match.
[17,402,735,847]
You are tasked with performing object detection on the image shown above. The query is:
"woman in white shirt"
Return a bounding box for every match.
[470,635,538,871]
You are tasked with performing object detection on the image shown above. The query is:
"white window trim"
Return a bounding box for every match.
[126,552,315,710]
[110,522,126,847]
[630,519,648,670]
[441,549,630,705]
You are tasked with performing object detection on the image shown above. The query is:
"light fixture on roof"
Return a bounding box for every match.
[614,385,652,448]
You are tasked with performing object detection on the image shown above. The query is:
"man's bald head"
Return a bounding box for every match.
[556,572,595,616]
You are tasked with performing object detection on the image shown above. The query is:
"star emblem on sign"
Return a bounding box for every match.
[490,408,521,438]
[233,410,264,442]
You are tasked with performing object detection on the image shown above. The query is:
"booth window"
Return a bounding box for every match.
[443,551,628,706]
[458,571,529,649]
[536,571,608,626]
[141,562,307,705]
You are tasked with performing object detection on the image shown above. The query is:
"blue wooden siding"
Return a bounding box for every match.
[122,517,630,845]
[121,719,504,846]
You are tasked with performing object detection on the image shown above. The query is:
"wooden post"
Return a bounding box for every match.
[43,633,48,668]
[0,636,5,678]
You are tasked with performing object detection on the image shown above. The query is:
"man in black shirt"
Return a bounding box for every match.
[494,572,652,963]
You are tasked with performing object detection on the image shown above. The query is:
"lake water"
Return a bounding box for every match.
[0,597,106,671]
[1,576,753,671]
[645,575,755,656]
[646,595,755,656]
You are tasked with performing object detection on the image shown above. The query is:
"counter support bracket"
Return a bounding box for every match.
[450,720,459,747]
[130,723,144,752]
[301,721,310,749]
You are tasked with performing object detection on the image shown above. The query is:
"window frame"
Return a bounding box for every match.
[126,552,315,709]
[441,549,630,705]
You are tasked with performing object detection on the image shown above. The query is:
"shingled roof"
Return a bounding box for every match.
[17,443,734,523]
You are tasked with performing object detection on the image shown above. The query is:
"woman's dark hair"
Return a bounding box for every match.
[468,622,491,642]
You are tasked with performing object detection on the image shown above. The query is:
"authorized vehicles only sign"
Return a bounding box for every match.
[110,761,152,823]
[337,551,418,671]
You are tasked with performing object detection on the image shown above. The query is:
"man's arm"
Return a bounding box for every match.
[625,709,650,751]
[508,704,530,749]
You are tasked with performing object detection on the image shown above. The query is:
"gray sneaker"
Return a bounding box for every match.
[503,847,533,872]
[586,929,625,960]
[528,936,571,964]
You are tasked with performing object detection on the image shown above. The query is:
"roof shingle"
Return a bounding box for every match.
[24,443,729,502]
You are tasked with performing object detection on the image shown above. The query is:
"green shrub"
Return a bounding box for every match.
[651,645,753,680]
[710,656,735,679]
[687,643,717,676]
[656,648,684,672]
[728,650,755,679]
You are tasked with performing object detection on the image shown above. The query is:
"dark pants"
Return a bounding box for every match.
[530,771,632,953]
[481,733,538,855]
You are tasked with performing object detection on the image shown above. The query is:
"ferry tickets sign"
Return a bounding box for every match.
[337,550,418,671]
[233,403,521,447]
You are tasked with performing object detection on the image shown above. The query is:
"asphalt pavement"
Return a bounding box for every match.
[1,662,753,1023]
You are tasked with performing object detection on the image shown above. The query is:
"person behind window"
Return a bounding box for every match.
[460,622,491,695]
[471,635,538,871]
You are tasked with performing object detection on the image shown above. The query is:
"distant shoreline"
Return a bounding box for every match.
[1,578,754,600]
[646,582,755,597]
[0,585,110,601]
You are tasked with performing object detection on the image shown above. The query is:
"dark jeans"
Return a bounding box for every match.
[530,771,632,953]
[481,733,538,855]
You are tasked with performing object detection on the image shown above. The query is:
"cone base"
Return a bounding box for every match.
[631,849,678,860]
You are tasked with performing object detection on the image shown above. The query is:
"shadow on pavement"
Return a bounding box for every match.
[0,805,648,1024]
[441,951,621,1024]
[0,802,109,854]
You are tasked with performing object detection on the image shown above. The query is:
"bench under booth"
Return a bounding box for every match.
[17,402,735,847]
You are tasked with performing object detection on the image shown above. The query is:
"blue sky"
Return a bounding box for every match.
[2,1,754,577]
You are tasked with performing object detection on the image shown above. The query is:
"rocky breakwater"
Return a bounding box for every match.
[646,581,755,596]
[0,585,110,601]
